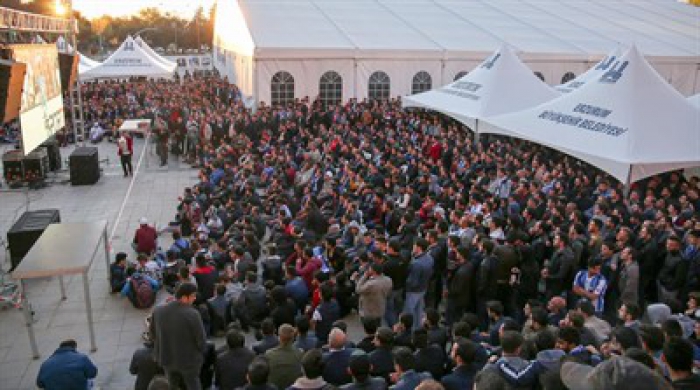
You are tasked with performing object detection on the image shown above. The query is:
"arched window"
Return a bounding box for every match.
[412,71,432,94]
[271,71,295,106]
[454,71,468,81]
[368,71,390,101]
[561,72,576,84]
[534,72,545,82]
[319,71,342,107]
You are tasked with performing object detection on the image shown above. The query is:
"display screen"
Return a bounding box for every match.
[11,44,65,154]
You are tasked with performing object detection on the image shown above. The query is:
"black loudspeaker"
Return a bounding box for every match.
[40,138,62,171]
[7,209,61,270]
[58,53,78,92]
[69,146,100,185]
[0,59,26,124]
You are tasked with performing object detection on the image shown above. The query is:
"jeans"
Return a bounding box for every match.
[385,288,404,328]
[403,291,426,330]
[164,367,202,390]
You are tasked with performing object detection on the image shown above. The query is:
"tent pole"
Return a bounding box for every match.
[474,118,480,148]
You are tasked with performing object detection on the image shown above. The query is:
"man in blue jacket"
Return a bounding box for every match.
[403,238,434,330]
[37,339,98,390]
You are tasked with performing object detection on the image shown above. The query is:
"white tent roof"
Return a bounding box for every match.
[56,36,102,74]
[232,0,700,61]
[402,44,560,129]
[689,94,700,109]
[134,36,177,68]
[483,45,700,185]
[556,48,623,94]
[81,36,176,80]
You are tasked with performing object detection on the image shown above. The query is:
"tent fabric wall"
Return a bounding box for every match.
[356,60,443,103]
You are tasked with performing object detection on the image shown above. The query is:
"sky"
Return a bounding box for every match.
[72,0,216,19]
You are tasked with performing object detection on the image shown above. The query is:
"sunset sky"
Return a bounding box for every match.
[72,0,216,19]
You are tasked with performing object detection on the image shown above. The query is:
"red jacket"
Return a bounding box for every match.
[133,225,157,254]
[117,135,133,156]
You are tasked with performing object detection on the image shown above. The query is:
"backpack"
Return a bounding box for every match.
[174,240,194,262]
[130,275,156,309]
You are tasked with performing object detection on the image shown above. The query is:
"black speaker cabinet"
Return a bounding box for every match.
[7,209,61,269]
[23,148,49,181]
[2,150,23,182]
[40,138,62,171]
[0,59,26,124]
[69,146,100,185]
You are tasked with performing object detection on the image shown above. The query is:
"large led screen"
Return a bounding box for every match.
[11,44,65,154]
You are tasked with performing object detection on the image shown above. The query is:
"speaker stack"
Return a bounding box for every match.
[0,58,26,124]
[69,146,100,185]
[7,209,61,270]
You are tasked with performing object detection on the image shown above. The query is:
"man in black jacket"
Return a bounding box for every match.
[369,327,395,383]
[477,239,499,329]
[383,239,409,328]
[129,342,163,390]
[543,232,575,299]
[215,329,255,390]
[446,246,475,327]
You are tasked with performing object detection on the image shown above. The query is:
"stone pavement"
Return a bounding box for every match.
[0,138,363,389]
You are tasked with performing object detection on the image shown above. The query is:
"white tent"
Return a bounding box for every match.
[556,48,622,94]
[56,36,102,74]
[81,36,176,80]
[213,0,700,105]
[689,94,700,109]
[402,44,560,134]
[484,45,700,185]
[134,36,177,68]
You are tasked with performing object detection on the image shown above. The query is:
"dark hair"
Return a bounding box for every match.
[115,252,127,262]
[271,286,287,304]
[247,357,270,385]
[412,328,429,349]
[301,349,324,379]
[661,319,683,338]
[535,329,557,351]
[612,326,640,351]
[59,339,77,349]
[295,315,310,334]
[558,327,581,346]
[481,239,495,254]
[399,313,414,329]
[663,337,694,372]
[226,329,245,349]
[453,339,477,365]
[531,307,549,328]
[393,346,415,371]
[639,325,664,352]
[216,284,227,296]
[576,299,595,316]
[622,302,641,320]
[415,238,429,251]
[452,321,471,339]
[320,282,335,302]
[332,320,348,333]
[624,347,656,370]
[175,282,198,299]
[246,271,257,284]
[425,307,440,326]
[261,318,275,335]
[349,353,372,381]
[486,300,504,316]
[500,331,524,354]
[362,316,380,335]
[376,327,394,346]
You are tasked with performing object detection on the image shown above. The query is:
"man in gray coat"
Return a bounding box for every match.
[356,262,393,320]
[151,283,206,390]
[618,246,640,307]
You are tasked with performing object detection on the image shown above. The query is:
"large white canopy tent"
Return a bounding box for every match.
[81,36,176,81]
[555,48,623,94]
[56,36,102,74]
[213,0,700,106]
[402,44,559,136]
[689,94,700,109]
[483,45,700,186]
[134,36,177,69]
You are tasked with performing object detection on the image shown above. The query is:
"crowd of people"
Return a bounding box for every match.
[40,74,700,390]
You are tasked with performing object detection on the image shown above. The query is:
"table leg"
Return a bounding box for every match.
[20,280,39,359]
[82,273,97,353]
[58,276,66,300]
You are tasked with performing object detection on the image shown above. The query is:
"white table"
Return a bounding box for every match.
[12,221,110,359]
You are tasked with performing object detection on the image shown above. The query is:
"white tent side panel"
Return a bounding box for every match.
[442,61,481,84]
[356,60,443,101]
[212,0,256,96]
[256,59,355,104]
[648,62,699,97]
[526,61,593,86]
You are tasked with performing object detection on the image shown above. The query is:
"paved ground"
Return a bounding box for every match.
[0,138,362,389]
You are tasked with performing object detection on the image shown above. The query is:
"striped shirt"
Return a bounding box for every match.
[573,271,607,313]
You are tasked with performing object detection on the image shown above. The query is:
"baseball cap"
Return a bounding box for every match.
[139,217,148,225]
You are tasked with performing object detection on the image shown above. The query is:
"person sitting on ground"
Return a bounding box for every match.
[266,323,304,389]
[121,267,159,309]
[37,339,98,390]
[133,217,158,255]
[322,327,356,386]
[341,351,387,390]
[663,337,700,389]
[215,328,255,390]
[357,316,381,353]
[441,339,478,390]
[129,341,162,390]
[110,252,129,293]
[413,328,446,380]
[288,349,335,390]
[242,356,277,390]
[253,318,280,355]
[136,253,163,282]
[295,314,319,353]
[390,346,432,390]
[208,284,231,336]
[369,327,396,383]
